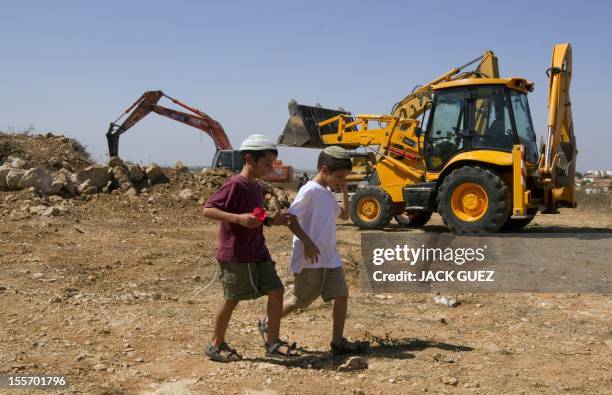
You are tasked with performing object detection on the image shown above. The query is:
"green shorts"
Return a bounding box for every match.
[218,260,283,301]
[289,267,348,309]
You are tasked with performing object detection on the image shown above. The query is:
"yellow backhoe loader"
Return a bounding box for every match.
[278,44,576,234]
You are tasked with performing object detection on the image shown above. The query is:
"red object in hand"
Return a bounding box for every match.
[252,207,268,221]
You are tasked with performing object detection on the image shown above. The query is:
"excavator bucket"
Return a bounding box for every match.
[277,100,352,148]
[106,91,164,157]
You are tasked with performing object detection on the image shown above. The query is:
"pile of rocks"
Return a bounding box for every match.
[199,168,235,189]
[0,131,294,219]
[0,155,167,198]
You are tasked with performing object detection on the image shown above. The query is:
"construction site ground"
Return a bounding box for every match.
[1,190,611,394]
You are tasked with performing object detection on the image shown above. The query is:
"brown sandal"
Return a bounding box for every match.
[265,340,299,359]
[205,342,242,362]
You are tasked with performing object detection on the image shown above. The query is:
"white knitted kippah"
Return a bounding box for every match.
[323,146,350,159]
[239,134,277,151]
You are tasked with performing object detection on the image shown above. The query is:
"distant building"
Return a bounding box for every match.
[579,169,611,194]
[593,178,611,192]
[584,169,612,178]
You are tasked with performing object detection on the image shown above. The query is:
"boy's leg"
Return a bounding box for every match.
[257,261,301,355]
[260,300,296,345]
[260,270,317,344]
[265,288,297,355]
[331,295,348,343]
[324,268,369,354]
[321,268,349,343]
[330,295,367,352]
[280,269,320,319]
[266,287,283,344]
[213,262,253,347]
[211,298,239,346]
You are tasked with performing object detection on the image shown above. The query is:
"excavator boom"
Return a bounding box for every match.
[106,91,232,157]
[106,91,294,183]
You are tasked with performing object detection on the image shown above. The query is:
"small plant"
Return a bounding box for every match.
[69,138,92,160]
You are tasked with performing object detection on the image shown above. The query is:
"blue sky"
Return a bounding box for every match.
[1,0,611,171]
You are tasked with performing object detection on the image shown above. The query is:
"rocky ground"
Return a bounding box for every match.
[0,133,611,394]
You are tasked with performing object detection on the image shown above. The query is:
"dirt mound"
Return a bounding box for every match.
[0,131,92,172]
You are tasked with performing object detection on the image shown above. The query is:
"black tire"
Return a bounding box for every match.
[394,211,432,227]
[437,166,511,234]
[351,187,394,229]
[501,207,538,231]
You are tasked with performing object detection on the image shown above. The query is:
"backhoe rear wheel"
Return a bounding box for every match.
[394,211,432,227]
[437,166,510,234]
[351,187,394,230]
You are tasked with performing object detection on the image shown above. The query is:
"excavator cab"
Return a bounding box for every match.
[212,150,243,172]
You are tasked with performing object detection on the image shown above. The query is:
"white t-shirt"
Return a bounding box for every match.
[288,181,342,273]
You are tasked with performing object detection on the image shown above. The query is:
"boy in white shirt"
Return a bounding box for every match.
[259,146,369,355]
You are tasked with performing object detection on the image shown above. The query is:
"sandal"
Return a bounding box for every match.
[257,317,268,344]
[205,342,242,362]
[259,317,298,349]
[265,340,299,359]
[330,337,370,356]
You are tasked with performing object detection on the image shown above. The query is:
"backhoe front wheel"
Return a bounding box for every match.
[437,166,510,234]
[351,187,394,229]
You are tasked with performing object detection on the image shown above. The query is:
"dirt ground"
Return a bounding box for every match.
[1,185,611,395]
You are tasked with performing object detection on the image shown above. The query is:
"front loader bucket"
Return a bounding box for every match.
[277,100,351,148]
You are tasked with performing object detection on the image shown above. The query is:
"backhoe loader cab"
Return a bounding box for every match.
[425,79,538,172]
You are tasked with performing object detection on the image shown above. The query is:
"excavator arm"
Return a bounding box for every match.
[106,91,232,157]
[539,43,577,210]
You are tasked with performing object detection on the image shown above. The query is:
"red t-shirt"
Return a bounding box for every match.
[204,174,271,263]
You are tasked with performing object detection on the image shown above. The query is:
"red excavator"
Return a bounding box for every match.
[105,90,293,182]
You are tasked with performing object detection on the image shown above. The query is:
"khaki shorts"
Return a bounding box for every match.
[289,267,348,309]
[218,260,283,301]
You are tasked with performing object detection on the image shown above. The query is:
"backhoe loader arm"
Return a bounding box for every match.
[539,43,577,209]
[279,101,424,180]
[391,51,499,120]
[106,91,232,157]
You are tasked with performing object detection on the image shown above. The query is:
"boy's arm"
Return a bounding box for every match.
[338,183,351,220]
[287,214,320,264]
[202,207,261,229]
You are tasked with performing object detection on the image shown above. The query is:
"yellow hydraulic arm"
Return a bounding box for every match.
[318,114,424,180]
[539,43,577,211]
[391,51,500,120]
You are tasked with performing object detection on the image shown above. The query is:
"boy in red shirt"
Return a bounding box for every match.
[203,134,318,362]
